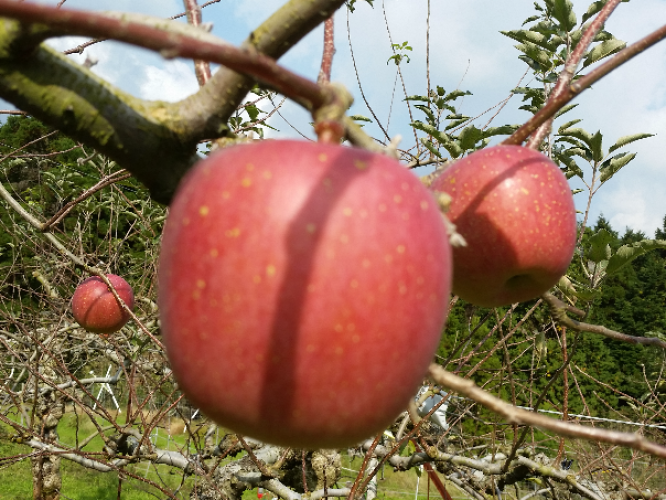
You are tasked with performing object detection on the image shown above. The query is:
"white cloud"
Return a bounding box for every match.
[138,60,199,102]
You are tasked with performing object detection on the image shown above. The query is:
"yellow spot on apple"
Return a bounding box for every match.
[399,284,407,295]
[343,207,353,216]
[319,153,328,162]
[352,334,360,343]
[306,223,316,234]
[354,159,368,170]
[379,203,387,212]
[393,195,402,203]
[199,206,209,216]
[210,248,219,257]
[420,200,429,210]
[335,324,343,333]
[262,171,272,180]
[241,177,252,187]
[359,209,368,218]
[306,344,315,353]
[521,188,529,195]
[335,346,344,355]
[182,217,191,226]
[340,234,349,244]
[192,290,201,300]
[397,245,406,254]
[253,275,261,284]
[362,259,371,268]
[222,191,230,199]
[350,279,359,289]
[246,163,255,171]
[225,228,241,238]
[196,279,206,289]
[266,265,276,277]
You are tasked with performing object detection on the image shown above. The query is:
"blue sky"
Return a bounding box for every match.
[25,0,666,236]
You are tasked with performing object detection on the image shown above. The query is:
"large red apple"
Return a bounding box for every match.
[72,274,134,334]
[429,145,577,307]
[158,140,451,449]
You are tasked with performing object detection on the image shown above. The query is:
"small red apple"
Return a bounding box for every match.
[429,145,577,307]
[72,274,134,334]
[158,140,452,449]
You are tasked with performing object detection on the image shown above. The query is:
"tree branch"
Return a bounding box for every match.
[0,0,348,203]
[504,23,666,146]
[428,364,666,459]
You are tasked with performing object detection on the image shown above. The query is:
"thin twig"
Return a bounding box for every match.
[429,364,666,459]
[318,17,335,85]
[543,292,666,349]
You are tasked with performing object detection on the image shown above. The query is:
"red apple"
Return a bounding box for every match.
[429,145,577,307]
[158,140,451,449]
[72,274,135,334]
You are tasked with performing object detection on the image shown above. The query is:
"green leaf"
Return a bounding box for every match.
[501,30,559,51]
[444,90,473,102]
[546,0,577,32]
[405,95,430,102]
[608,133,655,153]
[483,125,520,138]
[606,239,666,275]
[556,154,583,179]
[587,228,613,263]
[582,1,606,24]
[557,119,582,133]
[420,138,443,159]
[458,125,483,151]
[583,39,626,67]
[599,152,636,183]
[554,104,578,120]
[515,42,553,69]
[558,127,595,149]
[349,115,372,123]
[412,120,462,158]
[589,130,603,162]
[522,14,541,25]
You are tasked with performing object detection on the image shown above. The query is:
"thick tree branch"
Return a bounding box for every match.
[0,0,348,203]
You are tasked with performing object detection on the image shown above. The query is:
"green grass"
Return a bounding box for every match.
[0,410,469,500]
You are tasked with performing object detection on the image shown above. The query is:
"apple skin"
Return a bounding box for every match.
[72,274,135,334]
[158,140,452,449]
[429,145,577,307]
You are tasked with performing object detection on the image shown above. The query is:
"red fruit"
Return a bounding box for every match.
[430,145,577,307]
[158,140,451,449]
[72,274,134,334]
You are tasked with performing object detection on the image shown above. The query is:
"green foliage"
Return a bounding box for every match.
[408,86,518,160]
[388,41,412,65]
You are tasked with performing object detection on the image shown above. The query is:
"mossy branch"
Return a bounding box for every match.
[0,0,348,204]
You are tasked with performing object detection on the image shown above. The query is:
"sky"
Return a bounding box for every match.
[19,0,666,237]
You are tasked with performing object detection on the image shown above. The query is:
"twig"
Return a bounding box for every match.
[318,17,335,84]
[41,170,132,231]
[183,0,212,86]
[428,364,666,459]
[543,292,666,349]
